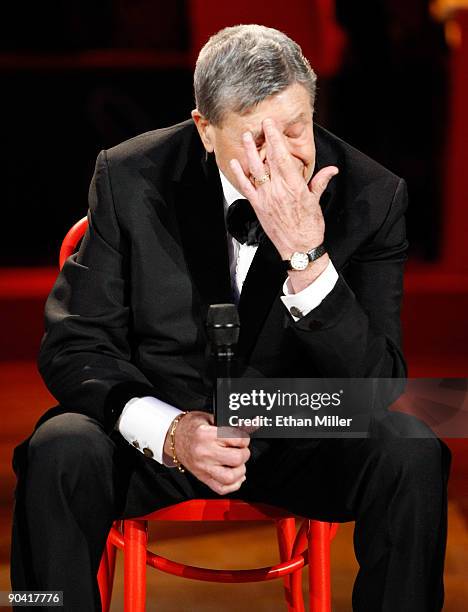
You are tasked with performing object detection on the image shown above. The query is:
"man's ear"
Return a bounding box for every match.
[191,109,215,153]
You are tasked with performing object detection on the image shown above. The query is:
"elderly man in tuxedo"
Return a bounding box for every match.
[11,25,450,611]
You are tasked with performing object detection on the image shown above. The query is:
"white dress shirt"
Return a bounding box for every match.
[117,170,338,465]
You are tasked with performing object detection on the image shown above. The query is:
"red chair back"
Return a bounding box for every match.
[59,217,88,269]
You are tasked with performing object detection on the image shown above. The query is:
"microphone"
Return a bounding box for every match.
[206,304,240,425]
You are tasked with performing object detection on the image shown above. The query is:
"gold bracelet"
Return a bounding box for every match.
[170,412,187,472]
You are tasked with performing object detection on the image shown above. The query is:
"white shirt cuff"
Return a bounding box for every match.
[280,260,339,321]
[116,396,183,466]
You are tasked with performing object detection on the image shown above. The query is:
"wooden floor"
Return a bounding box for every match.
[1,362,468,610]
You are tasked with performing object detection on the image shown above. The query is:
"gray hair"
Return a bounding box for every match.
[194,24,317,126]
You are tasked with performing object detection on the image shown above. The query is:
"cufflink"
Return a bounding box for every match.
[143,447,154,458]
[290,306,303,318]
[132,440,140,449]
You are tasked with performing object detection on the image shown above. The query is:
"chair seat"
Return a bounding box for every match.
[137,498,303,521]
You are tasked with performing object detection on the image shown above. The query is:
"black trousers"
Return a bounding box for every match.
[11,410,451,612]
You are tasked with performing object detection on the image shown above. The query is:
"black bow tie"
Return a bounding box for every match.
[226,198,264,246]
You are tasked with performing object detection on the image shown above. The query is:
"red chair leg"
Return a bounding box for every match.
[106,535,117,606]
[276,518,304,612]
[98,523,120,612]
[308,521,332,612]
[124,520,148,612]
[98,541,111,612]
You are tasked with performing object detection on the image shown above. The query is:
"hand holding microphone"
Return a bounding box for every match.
[163,304,250,495]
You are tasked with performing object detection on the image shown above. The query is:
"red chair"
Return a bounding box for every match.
[59,216,89,269]
[60,217,339,611]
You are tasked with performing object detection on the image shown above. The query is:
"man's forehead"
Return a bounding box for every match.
[248,112,309,139]
[220,109,310,139]
[215,83,313,134]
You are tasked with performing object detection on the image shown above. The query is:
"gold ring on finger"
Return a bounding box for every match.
[253,172,270,186]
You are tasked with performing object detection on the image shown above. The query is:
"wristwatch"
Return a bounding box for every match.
[282,243,326,271]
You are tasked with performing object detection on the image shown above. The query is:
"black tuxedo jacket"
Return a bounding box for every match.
[37,120,407,433]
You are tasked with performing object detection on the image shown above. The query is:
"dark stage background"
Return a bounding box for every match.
[0,0,454,265]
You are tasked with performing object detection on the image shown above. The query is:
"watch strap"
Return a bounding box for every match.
[306,243,327,263]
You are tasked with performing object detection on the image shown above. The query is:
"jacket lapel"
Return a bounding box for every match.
[172,145,232,311]
[237,236,287,359]
[313,125,347,268]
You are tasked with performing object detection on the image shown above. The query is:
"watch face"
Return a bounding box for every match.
[290,251,309,271]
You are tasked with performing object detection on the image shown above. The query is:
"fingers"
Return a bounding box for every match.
[204,443,250,494]
[264,118,299,181]
[230,158,257,201]
[206,474,247,495]
[216,428,251,447]
[173,413,250,495]
[230,119,300,202]
[308,166,339,199]
[242,131,267,181]
[195,449,248,496]
[211,463,246,484]
[206,463,247,495]
[215,445,251,467]
[230,129,271,202]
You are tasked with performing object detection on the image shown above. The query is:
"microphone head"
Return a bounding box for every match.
[206,303,240,346]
